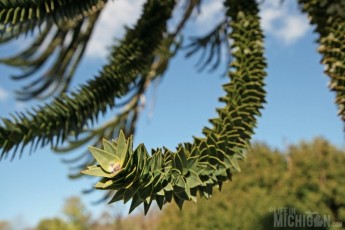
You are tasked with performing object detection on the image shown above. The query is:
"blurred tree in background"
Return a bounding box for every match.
[0,138,340,229]
[32,196,157,230]
[36,218,69,230]
[35,197,91,230]
[157,138,345,230]
[0,221,12,230]
[63,197,92,230]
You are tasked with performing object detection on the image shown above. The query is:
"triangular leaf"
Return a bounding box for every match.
[103,138,117,154]
[124,184,140,204]
[81,165,113,178]
[144,198,153,215]
[173,194,184,210]
[186,170,203,188]
[129,195,143,214]
[88,146,119,172]
[95,179,114,189]
[108,189,125,204]
[156,195,165,210]
[117,130,128,162]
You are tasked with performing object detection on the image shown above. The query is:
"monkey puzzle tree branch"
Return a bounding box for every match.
[82,0,267,214]
[55,73,155,179]
[53,37,182,203]
[0,0,107,35]
[298,0,345,123]
[0,0,176,159]
[0,10,103,100]
[50,1,198,184]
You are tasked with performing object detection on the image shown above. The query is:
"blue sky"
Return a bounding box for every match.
[0,0,344,228]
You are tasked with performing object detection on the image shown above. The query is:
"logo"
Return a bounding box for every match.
[269,207,342,228]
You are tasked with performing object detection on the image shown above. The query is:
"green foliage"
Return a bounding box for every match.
[82,0,267,214]
[31,195,159,230]
[0,0,106,33]
[0,0,175,159]
[0,11,102,100]
[35,197,93,230]
[36,218,69,230]
[1,139,342,229]
[298,0,345,122]
[63,197,91,230]
[185,19,229,72]
[157,138,345,230]
[0,0,344,217]
[35,196,92,230]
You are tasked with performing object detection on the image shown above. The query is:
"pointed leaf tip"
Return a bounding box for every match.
[117,130,128,162]
[103,138,117,154]
[88,146,119,173]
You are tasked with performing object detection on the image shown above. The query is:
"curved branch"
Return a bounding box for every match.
[52,0,199,179]
[82,0,267,214]
[298,0,345,123]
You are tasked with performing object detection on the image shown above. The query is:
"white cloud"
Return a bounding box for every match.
[260,1,310,44]
[195,0,224,30]
[275,15,310,44]
[260,8,284,32]
[85,0,145,59]
[0,87,9,101]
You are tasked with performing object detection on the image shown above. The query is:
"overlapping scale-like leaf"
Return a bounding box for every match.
[299,0,345,123]
[83,0,266,214]
[0,0,107,35]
